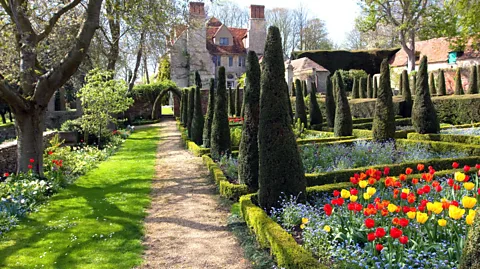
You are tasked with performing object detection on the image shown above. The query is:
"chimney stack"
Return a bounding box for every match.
[189,2,205,17]
[250,5,265,19]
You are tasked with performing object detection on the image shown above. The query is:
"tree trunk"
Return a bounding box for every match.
[128,31,145,93]
[15,108,46,174]
[144,56,150,84]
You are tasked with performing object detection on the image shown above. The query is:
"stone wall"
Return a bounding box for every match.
[45,111,79,129]
[125,97,153,120]
[0,124,16,143]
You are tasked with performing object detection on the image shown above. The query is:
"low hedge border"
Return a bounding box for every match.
[352,118,412,130]
[408,133,480,145]
[396,139,480,156]
[240,194,323,269]
[202,155,249,200]
[441,122,480,130]
[352,129,414,139]
[297,136,356,145]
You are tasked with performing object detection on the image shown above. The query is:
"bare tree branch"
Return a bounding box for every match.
[0,74,27,110]
[37,0,82,42]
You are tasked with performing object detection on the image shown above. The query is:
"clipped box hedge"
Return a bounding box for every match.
[352,118,412,130]
[202,155,249,200]
[297,136,356,145]
[408,133,480,145]
[352,128,414,139]
[240,194,324,269]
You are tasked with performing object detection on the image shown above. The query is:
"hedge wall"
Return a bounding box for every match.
[203,155,249,200]
[407,133,480,145]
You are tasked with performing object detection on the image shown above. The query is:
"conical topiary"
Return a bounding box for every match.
[334,71,353,136]
[437,70,446,96]
[429,72,437,95]
[468,65,478,94]
[373,59,396,141]
[359,77,367,98]
[325,75,336,128]
[295,78,308,127]
[191,86,205,145]
[229,87,235,115]
[303,80,308,97]
[402,69,413,117]
[455,68,464,95]
[367,75,373,98]
[187,87,195,138]
[373,76,378,98]
[258,26,306,210]
[412,73,417,95]
[241,77,248,118]
[309,83,322,129]
[202,78,215,147]
[181,90,188,126]
[352,78,359,99]
[477,65,480,93]
[238,51,260,192]
[412,56,440,134]
[235,84,242,116]
[399,72,404,96]
[211,67,231,160]
[291,81,296,97]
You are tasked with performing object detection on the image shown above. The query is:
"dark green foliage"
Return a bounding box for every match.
[437,70,446,96]
[333,71,353,136]
[411,73,417,95]
[477,66,480,94]
[367,75,373,98]
[258,26,306,210]
[402,70,413,117]
[303,80,308,97]
[372,59,395,141]
[429,72,437,95]
[468,65,478,94]
[460,207,480,269]
[235,85,242,116]
[291,82,296,97]
[211,67,231,160]
[455,68,464,95]
[229,87,236,115]
[187,88,195,138]
[309,85,322,127]
[412,56,440,134]
[325,75,336,128]
[295,79,308,127]
[238,51,260,192]
[195,71,202,88]
[359,77,367,98]
[181,90,188,126]
[373,76,378,98]
[287,93,294,123]
[202,78,215,147]
[191,86,205,145]
[351,78,359,99]
[399,72,404,96]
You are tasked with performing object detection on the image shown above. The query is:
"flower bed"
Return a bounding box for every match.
[272,163,480,268]
[408,133,480,145]
[441,127,480,136]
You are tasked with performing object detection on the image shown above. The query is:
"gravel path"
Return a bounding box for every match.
[140,119,250,269]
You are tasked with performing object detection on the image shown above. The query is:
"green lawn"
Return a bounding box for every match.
[161,106,173,115]
[0,127,160,268]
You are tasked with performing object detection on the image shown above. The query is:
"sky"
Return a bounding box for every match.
[213,0,362,46]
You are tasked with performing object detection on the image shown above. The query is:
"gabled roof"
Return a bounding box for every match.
[206,17,247,55]
[286,57,329,72]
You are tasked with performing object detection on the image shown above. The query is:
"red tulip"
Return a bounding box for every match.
[354,203,363,212]
[399,235,409,245]
[412,178,419,185]
[402,206,410,214]
[417,164,425,171]
[447,178,454,187]
[390,227,403,239]
[401,192,408,200]
[29,159,34,163]
[48,151,53,155]
[435,185,442,192]
[384,167,390,176]
[399,218,409,227]
[405,167,413,175]
[375,227,386,238]
[347,203,356,211]
[324,204,333,216]
[350,188,358,195]
[452,162,459,169]
[376,244,384,251]
[3,172,9,177]
[451,200,459,207]
[422,185,431,194]
[476,164,480,170]
[464,165,471,173]
[333,190,340,197]
[367,232,376,241]
[365,218,375,229]
[28,165,33,169]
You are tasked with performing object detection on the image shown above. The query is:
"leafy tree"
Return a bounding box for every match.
[303,18,334,50]
[468,65,478,94]
[77,69,133,146]
[203,79,215,147]
[156,57,171,81]
[372,59,395,141]
[412,56,440,134]
[309,84,323,129]
[402,70,413,117]
[334,71,353,136]
[191,86,204,145]
[211,67,231,160]
[437,69,447,96]
[429,72,437,95]
[367,75,373,98]
[325,75,336,128]
[455,68,465,95]
[294,79,308,127]
[359,77,367,98]
[258,26,306,210]
[238,51,260,192]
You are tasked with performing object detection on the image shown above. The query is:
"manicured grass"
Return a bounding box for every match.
[161,106,173,115]
[0,127,160,268]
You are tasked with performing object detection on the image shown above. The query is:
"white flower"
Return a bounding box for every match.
[20,199,25,204]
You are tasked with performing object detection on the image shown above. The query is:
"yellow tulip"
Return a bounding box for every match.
[449,205,466,220]
[455,172,467,182]
[438,219,447,227]
[469,209,476,217]
[416,212,429,224]
[466,214,475,225]
[341,189,351,199]
[302,218,309,224]
[387,203,398,213]
[323,225,331,232]
[359,180,368,189]
[407,211,416,219]
[363,193,371,200]
[367,187,376,196]
[426,202,443,214]
[402,188,410,194]
[350,195,358,202]
[462,196,477,209]
[300,224,306,229]
[464,182,475,191]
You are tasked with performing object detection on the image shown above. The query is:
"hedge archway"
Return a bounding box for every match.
[151,86,181,119]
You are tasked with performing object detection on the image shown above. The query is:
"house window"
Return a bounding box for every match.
[229,56,233,67]
[220,37,229,45]
[448,51,458,64]
[238,56,245,67]
[217,56,221,66]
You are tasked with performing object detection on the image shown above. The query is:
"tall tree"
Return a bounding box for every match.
[309,85,323,129]
[372,59,395,141]
[437,70,446,96]
[211,67,231,160]
[373,76,378,98]
[191,86,205,145]
[303,18,333,50]
[203,78,215,147]
[402,70,413,117]
[325,75,336,128]
[468,65,478,94]
[209,0,249,28]
[294,79,307,127]
[334,72,353,137]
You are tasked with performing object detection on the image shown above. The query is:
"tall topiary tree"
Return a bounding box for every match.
[429,72,437,95]
[295,79,308,127]
[181,90,188,126]
[468,65,478,94]
[303,80,308,97]
[372,59,395,141]
[402,70,413,117]
[334,71,353,136]
[202,79,215,147]
[412,56,440,134]
[228,87,235,115]
[325,75,336,128]
[309,83,323,129]
[187,87,195,138]
[258,26,306,210]
[437,70,446,96]
[235,85,242,116]
[359,77,367,98]
[373,76,378,98]
[412,73,417,95]
[238,51,260,192]
[352,78,359,99]
[399,72,404,95]
[367,75,373,98]
[477,66,480,93]
[211,67,231,160]
[460,208,480,269]
[191,86,205,145]
[455,68,465,95]
[291,82,296,97]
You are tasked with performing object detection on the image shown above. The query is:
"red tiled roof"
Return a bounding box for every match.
[286,57,329,72]
[390,37,480,67]
[207,17,222,27]
[206,23,247,55]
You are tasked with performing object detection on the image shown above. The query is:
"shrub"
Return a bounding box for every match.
[191,86,205,145]
[258,26,306,210]
[359,77,367,98]
[235,85,242,116]
[468,65,478,94]
[367,75,373,98]
[181,90,188,126]
[429,72,437,95]
[373,59,395,141]
[333,71,353,137]
[351,77,359,99]
[412,56,440,134]
[211,67,231,160]
[303,80,308,97]
[291,81,296,97]
[203,78,215,147]
[402,69,413,117]
[325,75,336,128]
[373,76,378,98]
[455,68,465,95]
[411,72,417,95]
[238,51,261,193]
[333,69,368,92]
[295,79,308,127]
[187,87,195,138]
[309,86,322,128]
[229,87,235,116]
[460,208,480,269]
[438,69,447,96]
[399,72,404,95]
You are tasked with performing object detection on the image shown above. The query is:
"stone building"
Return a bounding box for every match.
[285,57,330,94]
[169,2,266,89]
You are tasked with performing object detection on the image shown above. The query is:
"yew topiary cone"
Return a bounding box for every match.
[181,90,188,126]
[202,78,215,147]
[437,70,446,96]
[412,56,440,134]
[211,67,231,160]
[191,86,205,145]
[238,51,260,192]
[373,76,378,98]
[258,26,306,210]
[468,65,478,94]
[373,59,395,141]
[399,72,404,96]
[351,78,359,99]
[359,77,367,98]
[187,87,195,138]
[402,70,413,117]
[294,79,308,127]
[429,72,436,95]
[367,75,373,98]
[235,85,242,116]
[455,68,464,95]
[334,71,353,137]
[325,75,336,128]
[309,84,322,129]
